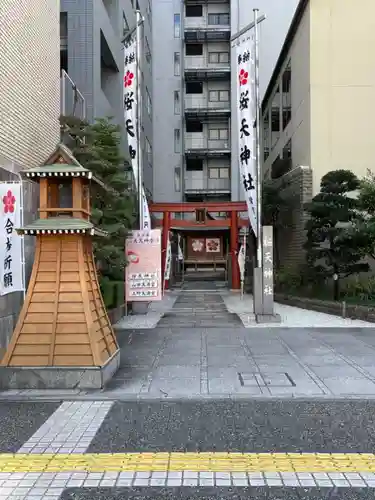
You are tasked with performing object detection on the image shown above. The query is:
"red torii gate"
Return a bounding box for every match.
[149,201,249,290]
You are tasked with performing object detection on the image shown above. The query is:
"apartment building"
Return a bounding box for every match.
[261,0,375,266]
[152,0,231,205]
[152,0,299,206]
[0,0,60,346]
[60,0,153,195]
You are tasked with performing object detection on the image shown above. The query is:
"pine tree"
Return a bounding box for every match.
[304,169,369,300]
[352,170,375,261]
[60,115,135,282]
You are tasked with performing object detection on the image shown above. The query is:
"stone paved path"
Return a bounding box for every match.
[96,325,375,399]
[157,289,242,328]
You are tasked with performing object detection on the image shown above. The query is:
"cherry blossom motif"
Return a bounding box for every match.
[206,238,220,253]
[3,190,15,214]
[192,239,204,252]
[124,70,134,88]
[239,68,248,86]
[127,250,139,263]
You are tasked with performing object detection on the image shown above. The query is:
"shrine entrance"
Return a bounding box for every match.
[149,201,250,290]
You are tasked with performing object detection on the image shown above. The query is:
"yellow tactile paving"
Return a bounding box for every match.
[1,453,375,473]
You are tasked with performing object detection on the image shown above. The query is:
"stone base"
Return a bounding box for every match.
[131,301,149,315]
[255,313,281,324]
[253,267,263,314]
[0,349,120,390]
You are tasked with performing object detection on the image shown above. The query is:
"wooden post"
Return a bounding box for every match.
[230,210,240,290]
[72,178,83,218]
[39,179,48,219]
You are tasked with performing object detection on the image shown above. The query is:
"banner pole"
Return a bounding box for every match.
[253,8,262,271]
[136,9,144,230]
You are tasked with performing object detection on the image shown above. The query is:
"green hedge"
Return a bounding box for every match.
[100,279,125,309]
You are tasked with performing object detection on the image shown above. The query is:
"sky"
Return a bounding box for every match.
[235,0,300,97]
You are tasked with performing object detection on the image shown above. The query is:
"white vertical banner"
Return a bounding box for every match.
[142,192,151,230]
[236,38,257,237]
[164,237,172,280]
[124,36,150,230]
[0,183,24,295]
[238,244,245,281]
[177,234,184,261]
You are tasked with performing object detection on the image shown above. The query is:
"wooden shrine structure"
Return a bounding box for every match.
[150,201,249,290]
[0,144,120,389]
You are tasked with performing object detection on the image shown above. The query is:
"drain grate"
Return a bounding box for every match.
[238,372,296,388]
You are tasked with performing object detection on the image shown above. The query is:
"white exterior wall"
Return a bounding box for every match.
[0,0,60,170]
[263,6,311,180]
[0,0,60,349]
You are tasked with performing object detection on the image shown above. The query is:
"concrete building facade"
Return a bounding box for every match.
[0,0,60,347]
[152,0,299,206]
[60,0,153,195]
[261,0,375,265]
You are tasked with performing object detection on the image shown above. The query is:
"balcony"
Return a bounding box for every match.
[184,171,230,193]
[184,14,230,42]
[185,95,230,120]
[185,135,230,158]
[184,55,230,81]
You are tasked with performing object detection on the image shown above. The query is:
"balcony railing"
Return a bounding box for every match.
[184,15,230,30]
[185,95,230,112]
[184,171,230,192]
[184,55,230,71]
[185,135,230,151]
[60,70,86,120]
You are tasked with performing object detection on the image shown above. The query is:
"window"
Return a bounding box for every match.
[263,109,270,161]
[145,87,152,117]
[185,4,202,17]
[186,44,203,56]
[271,85,280,148]
[60,12,68,39]
[174,167,181,191]
[174,90,180,114]
[174,129,181,153]
[208,90,229,102]
[60,49,68,73]
[208,52,229,64]
[208,167,229,178]
[282,59,291,130]
[209,128,228,140]
[174,52,180,76]
[186,158,203,171]
[208,13,230,25]
[174,14,180,37]
[271,139,292,179]
[58,182,73,209]
[186,120,203,133]
[186,81,203,94]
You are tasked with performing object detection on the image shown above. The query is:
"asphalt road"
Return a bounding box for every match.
[0,401,60,452]
[61,487,375,499]
[88,400,375,454]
